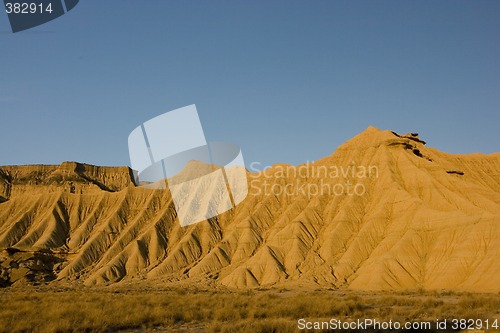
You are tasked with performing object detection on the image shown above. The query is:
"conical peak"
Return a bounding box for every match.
[337,127,427,151]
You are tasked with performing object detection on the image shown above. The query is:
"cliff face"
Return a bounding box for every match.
[0,162,136,199]
[0,128,499,291]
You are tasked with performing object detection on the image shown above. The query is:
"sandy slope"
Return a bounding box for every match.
[0,127,498,291]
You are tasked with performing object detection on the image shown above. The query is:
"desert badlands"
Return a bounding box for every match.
[0,127,499,332]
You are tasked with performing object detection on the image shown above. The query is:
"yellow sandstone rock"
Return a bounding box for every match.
[0,127,498,291]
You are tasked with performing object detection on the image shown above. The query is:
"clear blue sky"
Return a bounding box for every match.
[1,1,499,169]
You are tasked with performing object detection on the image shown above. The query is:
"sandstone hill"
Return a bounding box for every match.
[0,127,499,291]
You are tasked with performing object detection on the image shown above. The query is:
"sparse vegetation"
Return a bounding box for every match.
[0,287,499,332]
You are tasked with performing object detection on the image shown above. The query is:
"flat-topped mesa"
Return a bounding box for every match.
[59,162,137,191]
[0,162,136,199]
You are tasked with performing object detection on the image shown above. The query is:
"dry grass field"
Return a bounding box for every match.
[0,286,499,333]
